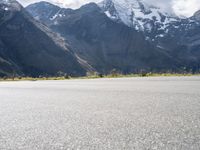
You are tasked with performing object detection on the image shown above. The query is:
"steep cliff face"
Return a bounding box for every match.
[193,10,200,21]
[0,0,86,77]
[99,0,178,32]
[99,0,200,72]
[27,2,179,74]
[1,0,198,76]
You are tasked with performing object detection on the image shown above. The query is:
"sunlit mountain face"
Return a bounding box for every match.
[18,0,200,17]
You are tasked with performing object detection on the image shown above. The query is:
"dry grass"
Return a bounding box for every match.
[0,73,199,82]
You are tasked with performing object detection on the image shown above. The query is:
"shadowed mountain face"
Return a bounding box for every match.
[151,14,200,72]
[0,0,199,77]
[27,2,181,74]
[155,18,200,72]
[98,0,200,72]
[0,0,86,77]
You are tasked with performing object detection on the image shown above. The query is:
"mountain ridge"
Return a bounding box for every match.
[26,1,200,74]
[0,0,86,77]
[0,0,200,77]
[26,2,184,74]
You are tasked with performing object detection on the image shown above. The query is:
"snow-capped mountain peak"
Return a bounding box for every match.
[99,0,178,31]
[0,0,22,11]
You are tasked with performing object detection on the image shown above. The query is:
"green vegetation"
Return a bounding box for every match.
[0,72,200,82]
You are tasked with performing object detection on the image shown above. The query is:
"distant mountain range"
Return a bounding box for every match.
[0,0,200,77]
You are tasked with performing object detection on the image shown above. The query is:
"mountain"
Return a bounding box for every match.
[26,1,183,74]
[99,0,200,72]
[193,10,200,21]
[99,2,200,48]
[99,0,180,33]
[150,12,200,72]
[0,0,86,77]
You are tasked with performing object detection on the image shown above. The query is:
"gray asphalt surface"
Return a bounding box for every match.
[0,77,200,150]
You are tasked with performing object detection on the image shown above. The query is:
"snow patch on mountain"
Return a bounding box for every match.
[0,0,22,11]
[99,0,179,32]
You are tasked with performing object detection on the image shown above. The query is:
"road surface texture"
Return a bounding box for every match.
[0,77,200,150]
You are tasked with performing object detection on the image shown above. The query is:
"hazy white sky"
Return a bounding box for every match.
[18,0,200,17]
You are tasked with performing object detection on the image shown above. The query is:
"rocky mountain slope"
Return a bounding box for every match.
[0,0,86,77]
[99,0,200,64]
[1,0,199,77]
[26,1,184,74]
[99,0,179,32]
[27,0,200,73]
